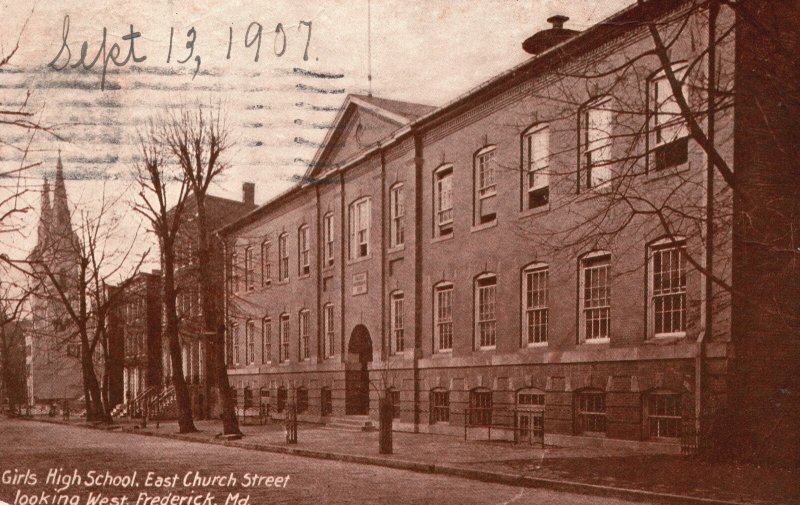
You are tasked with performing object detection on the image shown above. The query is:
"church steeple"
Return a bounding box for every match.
[36,176,52,248]
[52,151,72,234]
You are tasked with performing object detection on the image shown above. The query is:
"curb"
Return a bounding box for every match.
[22,417,753,505]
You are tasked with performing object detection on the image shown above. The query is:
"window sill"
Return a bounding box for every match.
[526,341,548,348]
[477,345,497,351]
[387,244,405,255]
[430,234,454,245]
[347,254,372,266]
[322,263,335,272]
[298,273,311,280]
[645,162,691,184]
[277,279,290,286]
[470,220,497,233]
[653,332,686,339]
[435,348,453,355]
[582,338,610,345]
[519,204,550,219]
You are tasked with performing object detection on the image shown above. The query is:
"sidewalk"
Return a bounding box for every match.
[24,415,799,505]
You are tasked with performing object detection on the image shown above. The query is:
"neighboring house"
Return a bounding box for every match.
[164,186,256,417]
[219,0,797,460]
[110,271,162,406]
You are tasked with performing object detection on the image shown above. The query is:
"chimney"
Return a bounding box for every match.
[242,182,255,206]
[522,14,579,55]
[547,15,568,29]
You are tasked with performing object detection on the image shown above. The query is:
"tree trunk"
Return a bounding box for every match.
[195,196,240,435]
[80,347,109,423]
[162,247,197,433]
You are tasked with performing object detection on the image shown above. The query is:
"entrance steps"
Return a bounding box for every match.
[324,415,376,432]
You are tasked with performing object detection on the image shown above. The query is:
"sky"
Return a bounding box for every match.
[0,0,632,276]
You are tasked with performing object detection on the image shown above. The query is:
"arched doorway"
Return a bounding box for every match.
[345,325,372,415]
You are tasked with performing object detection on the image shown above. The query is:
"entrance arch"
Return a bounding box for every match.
[345,325,372,415]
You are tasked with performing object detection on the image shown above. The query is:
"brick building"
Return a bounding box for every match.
[164,187,256,417]
[112,271,162,405]
[220,0,798,460]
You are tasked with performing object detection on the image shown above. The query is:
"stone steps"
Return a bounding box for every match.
[324,415,376,432]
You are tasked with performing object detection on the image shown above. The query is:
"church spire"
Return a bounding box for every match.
[36,176,52,248]
[52,150,72,234]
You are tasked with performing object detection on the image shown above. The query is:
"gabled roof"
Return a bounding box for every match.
[304,94,435,179]
[219,0,691,238]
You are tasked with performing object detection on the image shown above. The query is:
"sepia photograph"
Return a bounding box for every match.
[0,0,797,503]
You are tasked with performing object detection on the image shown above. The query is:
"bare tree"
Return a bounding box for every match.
[133,120,198,433]
[493,0,797,460]
[0,272,34,414]
[160,105,241,436]
[21,189,146,423]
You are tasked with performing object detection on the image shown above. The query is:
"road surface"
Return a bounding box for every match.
[0,418,640,505]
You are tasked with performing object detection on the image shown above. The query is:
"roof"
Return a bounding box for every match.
[219,0,689,236]
[350,94,437,121]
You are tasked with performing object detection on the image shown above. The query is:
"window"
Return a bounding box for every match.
[279,314,289,363]
[387,388,400,419]
[323,303,335,358]
[390,292,404,354]
[650,239,687,337]
[474,146,497,224]
[244,246,254,291]
[322,212,334,267]
[299,309,310,360]
[647,392,681,439]
[523,264,548,345]
[276,386,287,413]
[390,184,404,248]
[523,124,549,209]
[278,233,289,282]
[349,197,371,259]
[576,390,606,434]
[296,387,308,413]
[434,283,453,351]
[232,322,240,365]
[649,66,689,171]
[434,166,453,237]
[245,319,255,364]
[298,225,310,276]
[261,317,271,363]
[518,391,545,406]
[430,390,450,424]
[261,241,272,287]
[469,389,492,426]
[517,389,545,440]
[580,252,611,342]
[320,387,333,416]
[475,274,497,348]
[580,97,613,189]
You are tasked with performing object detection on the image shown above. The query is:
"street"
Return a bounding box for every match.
[0,419,640,505]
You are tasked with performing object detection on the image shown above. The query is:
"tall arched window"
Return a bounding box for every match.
[522,263,549,346]
[349,197,371,259]
[579,251,611,342]
[390,291,404,354]
[298,225,310,276]
[648,237,687,338]
[433,281,453,352]
[522,123,550,210]
[474,146,497,224]
[475,273,497,349]
[433,165,453,237]
[579,96,613,190]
